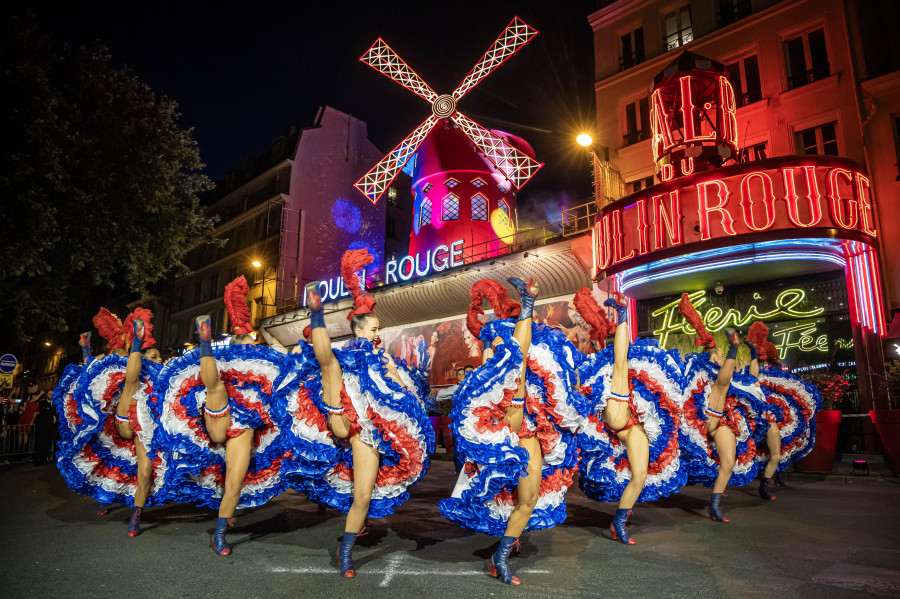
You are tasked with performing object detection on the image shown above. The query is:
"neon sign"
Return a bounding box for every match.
[651,288,825,348]
[770,323,828,357]
[593,157,877,275]
[306,238,466,305]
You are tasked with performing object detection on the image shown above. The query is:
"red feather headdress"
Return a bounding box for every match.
[466,279,521,337]
[341,249,376,320]
[123,307,156,348]
[678,293,715,348]
[748,321,781,364]
[573,288,615,348]
[225,276,254,335]
[92,308,127,351]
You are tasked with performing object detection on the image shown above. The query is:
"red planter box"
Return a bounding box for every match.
[870,409,900,477]
[794,410,842,473]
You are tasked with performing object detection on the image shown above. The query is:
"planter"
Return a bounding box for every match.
[439,416,454,453]
[870,409,900,476]
[794,410,842,473]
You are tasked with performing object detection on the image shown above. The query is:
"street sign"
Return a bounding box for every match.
[0,354,17,374]
[0,373,13,389]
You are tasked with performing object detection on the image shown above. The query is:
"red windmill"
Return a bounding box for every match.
[355,18,543,263]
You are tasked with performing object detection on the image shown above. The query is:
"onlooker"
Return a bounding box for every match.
[434,368,466,402]
[33,394,56,465]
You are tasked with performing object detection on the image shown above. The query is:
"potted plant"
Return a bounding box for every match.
[794,369,849,473]
[870,360,900,476]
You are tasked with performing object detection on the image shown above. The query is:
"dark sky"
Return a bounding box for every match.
[19,0,599,220]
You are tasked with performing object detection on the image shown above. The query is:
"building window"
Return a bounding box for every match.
[620,27,645,70]
[628,176,655,194]
[423,183,432,193]
[785,28,830,90]
[387,187,399,207]
[623,97,650,146]
[471,193,489,221]
[726,55,762,106]
[420,198,432,227]
[442,194,460,221]
[716,0,752,28]
[664,5,693,51]
[796,122,838,156]
[445,178,459,188]
[739,142,768,162]
[471,177,486,188]
[499,199,510,219]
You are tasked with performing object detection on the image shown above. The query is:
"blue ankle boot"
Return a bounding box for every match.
[212,517,231,555]
[610,508,635,545]
[306,284,326,329]
[508,277,537,321]
[490,536,521,585]
[131,318,145,354]
[709,493,730,523]
[127,507,142,537]
[195,315,213,358]
[604,294,629,324]
[338,532,357,577]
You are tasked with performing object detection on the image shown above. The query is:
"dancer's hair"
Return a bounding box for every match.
[677,293,715,349]
[572,287,615,349]
[342,248,376,321]
[225,276,254,336]
[466,279,520,337]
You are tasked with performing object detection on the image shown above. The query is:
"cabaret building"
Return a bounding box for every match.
[259,1,898,457]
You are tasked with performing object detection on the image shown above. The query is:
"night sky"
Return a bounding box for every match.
[18,0,599,222]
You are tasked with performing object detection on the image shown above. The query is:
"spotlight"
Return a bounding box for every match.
[852,459,869,476]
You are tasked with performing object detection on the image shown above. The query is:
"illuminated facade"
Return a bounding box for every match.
[588,0,899,452]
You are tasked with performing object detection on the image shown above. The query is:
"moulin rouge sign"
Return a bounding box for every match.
[593,156,876,274]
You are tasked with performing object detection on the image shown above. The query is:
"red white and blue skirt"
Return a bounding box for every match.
[576,338,685,503]
[301,338,435,518]
[52,363,89,460]
[440,321,587,536]
[679,353,760,487]
[394,357,433,413]
[756,366,823,470]
[271,342,339,496]
[151,344,287,509]
[54,355,166,506]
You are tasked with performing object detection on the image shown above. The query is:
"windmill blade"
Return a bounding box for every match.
[452,17,539,101]
[360,38,439,104]
[452,112,543,190]
[354,115,439,204]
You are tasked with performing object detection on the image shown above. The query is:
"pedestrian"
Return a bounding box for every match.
[32,393,56,465]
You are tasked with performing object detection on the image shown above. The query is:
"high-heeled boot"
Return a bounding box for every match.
[211,517,232,555]
[610,508,636,545]
[708,492,730,523]
[306,283,326,329]
[490,536,521,585]
[508,277,538,321]
[604,293,629,324]
[758,477,776,500]
[127,507,142,537]
[338,532,357,577]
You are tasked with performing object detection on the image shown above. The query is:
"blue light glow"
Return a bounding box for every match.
[332,198,362,233]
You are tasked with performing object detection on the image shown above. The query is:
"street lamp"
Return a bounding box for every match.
[43,342,51,347]
[251,260,262,268]
[576,133,593,147]
[251,259,264,326]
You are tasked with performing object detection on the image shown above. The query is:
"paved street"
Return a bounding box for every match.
[1,459,899,598]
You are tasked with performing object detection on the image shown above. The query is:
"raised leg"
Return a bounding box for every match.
[604,293,633,431]
[116,318,146,440]
[706,329,740,434]
[196,315,232,443]
[307,284,352,439]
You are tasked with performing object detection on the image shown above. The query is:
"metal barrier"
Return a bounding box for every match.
[1,424,37,462]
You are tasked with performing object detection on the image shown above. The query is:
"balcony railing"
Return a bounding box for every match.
[623,130,649,146]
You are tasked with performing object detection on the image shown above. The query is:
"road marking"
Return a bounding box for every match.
[270,553,550,588]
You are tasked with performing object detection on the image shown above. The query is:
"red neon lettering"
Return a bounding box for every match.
[680,157,695,175]
[612,210,636,264]
[696,180,735,241]
[659,163,675,182]
[827,168,858,230]
[596,214,613,271]
[679,76,714,143]
[652,191,683,250]
[650,90,674,161]
[718,76,739,149]
[636,199,650,254]
[854,173,877,237]
[739,171,776,231]
[781,167,822,227]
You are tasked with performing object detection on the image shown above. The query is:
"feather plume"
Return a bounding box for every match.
[466,279,521,337]
[341,249,376,320]
[760,340,781,364]
[573,288,615,348]
[747,321,768,350]
[678,293,715,347]
[92,308,126,350]
[225,276,253,334]
[123,307,156,348]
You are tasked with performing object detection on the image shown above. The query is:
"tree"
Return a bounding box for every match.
[0,17,214,346]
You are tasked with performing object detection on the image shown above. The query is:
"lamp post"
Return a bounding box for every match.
[252,260,264,327]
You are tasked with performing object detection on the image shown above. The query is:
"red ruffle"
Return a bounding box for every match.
[81,443,136,485]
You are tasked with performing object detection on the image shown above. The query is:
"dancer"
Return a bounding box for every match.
[306,249,434,578]
[678,294,758,523]
[575,289,683,544]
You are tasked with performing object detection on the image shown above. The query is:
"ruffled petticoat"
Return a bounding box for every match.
[755,366,824,470]
[440,321,589,536]
[394,357,433,413]
[576,338,685,503]
[300,338,435,518]
[151,344,287,509]
[55,355,166,506]
[679,353,760,487]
